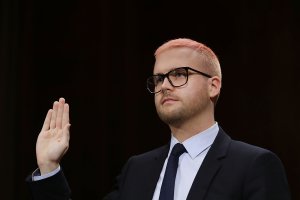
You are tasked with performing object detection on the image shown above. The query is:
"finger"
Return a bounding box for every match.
[62,103,69,128]
[56,98,65,129]
[61,124,71,148]
[41,109,52,131]
[50,101,58,129]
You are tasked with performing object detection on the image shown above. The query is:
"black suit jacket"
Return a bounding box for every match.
[28,128,291,200]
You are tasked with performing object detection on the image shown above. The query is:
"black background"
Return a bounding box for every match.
[1,0,299,199]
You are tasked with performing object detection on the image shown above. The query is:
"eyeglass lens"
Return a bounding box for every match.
[147,68,188,93]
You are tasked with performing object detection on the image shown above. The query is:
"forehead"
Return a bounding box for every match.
[153,47,203,73]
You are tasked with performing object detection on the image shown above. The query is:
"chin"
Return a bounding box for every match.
[157,109,183,125]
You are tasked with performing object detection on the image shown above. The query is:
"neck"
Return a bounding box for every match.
[169,113,215,143]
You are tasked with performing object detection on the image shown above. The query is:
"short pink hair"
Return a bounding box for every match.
[154,38,222,79]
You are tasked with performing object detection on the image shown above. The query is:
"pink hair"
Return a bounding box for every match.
[154,38,222,78]
[155,38,215,58]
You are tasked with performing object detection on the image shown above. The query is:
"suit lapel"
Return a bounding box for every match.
[141,144,169,200]
[187,128,231,200]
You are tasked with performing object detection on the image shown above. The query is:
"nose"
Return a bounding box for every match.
[160,77,173,92]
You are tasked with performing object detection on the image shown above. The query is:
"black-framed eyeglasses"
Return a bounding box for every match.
[146,66,212,94]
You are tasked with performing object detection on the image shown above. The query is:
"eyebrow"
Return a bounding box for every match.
[153,73,165,76]
[153,67,180,75]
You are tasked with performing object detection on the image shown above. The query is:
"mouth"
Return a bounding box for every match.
[161,97,178,105]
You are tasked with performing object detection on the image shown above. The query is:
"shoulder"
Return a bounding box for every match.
[116,145,169,181]
[231,139,283,164]
[216,128,283,165]
[217,127,278,157]
[128,144,169,162]
[214,129,290,199]
[230,139,272,155]
[215,129,287,181]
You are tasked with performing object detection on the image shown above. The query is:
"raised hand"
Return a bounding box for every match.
[36,98,71,175]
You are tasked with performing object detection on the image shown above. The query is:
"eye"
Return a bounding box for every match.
[153,75,164,85]
[171,69,187,78]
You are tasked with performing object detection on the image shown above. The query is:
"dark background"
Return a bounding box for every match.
[1,0,299,199]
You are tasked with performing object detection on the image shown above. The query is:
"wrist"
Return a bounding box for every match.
[38,161,59,175]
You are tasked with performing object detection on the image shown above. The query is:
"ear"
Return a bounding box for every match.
[208,76,221,99]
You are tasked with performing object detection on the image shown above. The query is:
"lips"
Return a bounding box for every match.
[161,96,178,105]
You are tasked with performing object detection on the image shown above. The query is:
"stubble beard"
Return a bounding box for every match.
[155,99,207,126]
[156,104,185,125]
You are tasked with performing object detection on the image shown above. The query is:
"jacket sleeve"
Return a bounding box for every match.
[26,169,72,200]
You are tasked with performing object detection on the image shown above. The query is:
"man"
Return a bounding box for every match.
[27,38,290,200]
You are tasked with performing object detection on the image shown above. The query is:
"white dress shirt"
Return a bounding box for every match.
[152,123,219,200]
[32,165,61,181]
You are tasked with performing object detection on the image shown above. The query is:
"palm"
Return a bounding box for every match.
[37,127,68,163]
[36,98,70,174]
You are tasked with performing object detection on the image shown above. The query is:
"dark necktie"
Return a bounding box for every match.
[159,143,187,200]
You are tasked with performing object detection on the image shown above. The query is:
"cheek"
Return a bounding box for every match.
[154,95,160,107]
[186,83,209,100]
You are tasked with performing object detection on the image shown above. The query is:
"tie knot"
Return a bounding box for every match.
[171,143,186,157]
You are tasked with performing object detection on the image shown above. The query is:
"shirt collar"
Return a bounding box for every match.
[170,122,219,159]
